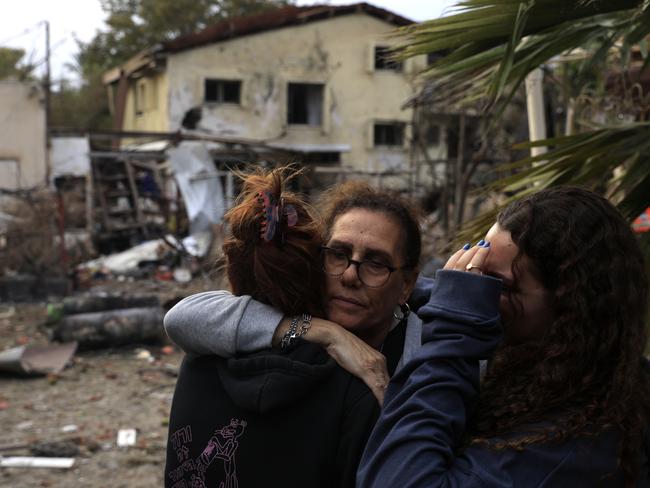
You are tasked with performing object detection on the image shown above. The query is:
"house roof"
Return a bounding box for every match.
[161,2,413,53]
[103,2,413,85]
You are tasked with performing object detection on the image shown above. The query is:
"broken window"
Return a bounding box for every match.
[374,46,403,72]
[287,83,324,125]
[374,122,405,147]
[205,79,241,104]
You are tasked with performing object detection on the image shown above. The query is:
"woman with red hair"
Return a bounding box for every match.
[164,167,379,488]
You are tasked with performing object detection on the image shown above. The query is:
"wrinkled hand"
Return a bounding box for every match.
[323,324,389,405]
[273,316,390,404]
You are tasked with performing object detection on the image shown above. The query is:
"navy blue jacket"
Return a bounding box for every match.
[357,270,650,487]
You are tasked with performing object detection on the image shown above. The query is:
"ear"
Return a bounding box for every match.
[399,268,419,304]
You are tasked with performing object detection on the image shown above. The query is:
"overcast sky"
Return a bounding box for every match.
[0,0,459,82]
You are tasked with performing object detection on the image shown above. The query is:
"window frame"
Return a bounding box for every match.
[204,78,242,105]
[374,45,403,72]
[373,122,406,147]
[287,82,325,126]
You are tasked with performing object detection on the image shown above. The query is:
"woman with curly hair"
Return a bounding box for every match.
[164,167,380,488]
[358,186,650,487]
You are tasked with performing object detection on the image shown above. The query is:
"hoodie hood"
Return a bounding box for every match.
[217,342,337,414]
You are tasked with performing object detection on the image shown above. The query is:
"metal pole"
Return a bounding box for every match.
[524,68,547,159]
[44,20,51,185]
[454,114,465,228]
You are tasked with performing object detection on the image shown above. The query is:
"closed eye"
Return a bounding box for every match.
[329,248,348,259]
[364,260,388,270]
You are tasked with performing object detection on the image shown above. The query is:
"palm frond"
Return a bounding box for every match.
[456,124,650,244]
[399,0,649,112]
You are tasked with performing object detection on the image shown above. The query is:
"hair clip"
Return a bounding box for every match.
[259,191,298,243]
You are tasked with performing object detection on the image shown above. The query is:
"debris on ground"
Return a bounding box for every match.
[50,307,165,350]
[117,429,137,448]
[30,441,80,458]
[0,342,77,376]
[0,457,75,469]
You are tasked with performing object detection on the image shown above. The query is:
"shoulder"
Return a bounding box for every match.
[456,430,624,487]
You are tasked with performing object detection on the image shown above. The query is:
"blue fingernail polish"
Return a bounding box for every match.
[462,243,470,250]
[477,239,485,247]
[483,241,490,248]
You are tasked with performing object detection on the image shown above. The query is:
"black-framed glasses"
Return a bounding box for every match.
[320,246,406,288]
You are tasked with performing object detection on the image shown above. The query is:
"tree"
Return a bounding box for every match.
[0,47,34,80]
[397,0,650,252]
[75,0,291,79]
[53,0,292,129]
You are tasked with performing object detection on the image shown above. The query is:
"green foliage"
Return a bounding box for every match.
[0,47,34,80]
[399,0,647,113]
[74,0,291,79]
[53,0,292,130]
[399,1,650,252]
[50,75,113,130]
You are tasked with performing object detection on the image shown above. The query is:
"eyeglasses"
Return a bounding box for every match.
[320,246,407,288]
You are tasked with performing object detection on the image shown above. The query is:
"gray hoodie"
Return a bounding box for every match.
[164,289,424,372]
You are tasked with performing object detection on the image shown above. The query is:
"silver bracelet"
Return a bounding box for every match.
[298,313,312,337]
[280,313,312,351]
[280,315,300,351]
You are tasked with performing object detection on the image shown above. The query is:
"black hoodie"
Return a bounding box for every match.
[164,342,379,488]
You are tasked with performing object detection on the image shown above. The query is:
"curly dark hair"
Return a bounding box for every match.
[222,166,324,316]
[473,186,650,484]
[318,180,422,269]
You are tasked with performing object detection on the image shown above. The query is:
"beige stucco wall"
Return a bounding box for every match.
[122,71,169,133]
[0,80,46,189]
[120,12,446,190]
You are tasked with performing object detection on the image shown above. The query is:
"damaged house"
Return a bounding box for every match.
[0,80,47,190]
[102,2,448,193]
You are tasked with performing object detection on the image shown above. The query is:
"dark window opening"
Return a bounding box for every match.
[374,123,405,146]
[288,83,324,125]
[300,152,341,164]
[426,50,450,66]
[205,79,241,104]
[375,46,403,72]
[426,125,440,145]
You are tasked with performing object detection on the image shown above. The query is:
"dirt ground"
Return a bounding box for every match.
[0,278,209,488]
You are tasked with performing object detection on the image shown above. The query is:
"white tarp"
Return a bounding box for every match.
[167,142,225,233]
[78,234,209,274]
[50,137,90,178]
[80,238,169,274]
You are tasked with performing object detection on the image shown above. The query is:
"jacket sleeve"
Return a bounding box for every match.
[357,270,503,488]
[163,291,283,356]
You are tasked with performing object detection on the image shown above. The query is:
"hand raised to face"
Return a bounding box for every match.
[444,240,491,275]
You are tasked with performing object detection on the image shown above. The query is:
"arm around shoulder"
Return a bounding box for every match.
[164,290,283,356]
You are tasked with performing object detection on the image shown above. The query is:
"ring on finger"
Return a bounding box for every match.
[465,263,483,274]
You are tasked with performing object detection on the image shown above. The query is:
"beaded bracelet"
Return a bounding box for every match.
[280,313,312,351]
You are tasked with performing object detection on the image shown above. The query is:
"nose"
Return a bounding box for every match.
[340,259,362,287]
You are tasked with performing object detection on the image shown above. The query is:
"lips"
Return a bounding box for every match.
[330,295,364,309]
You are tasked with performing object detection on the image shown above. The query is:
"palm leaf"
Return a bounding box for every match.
[398,1,649,112]
[456,124,650,244]
[404,1,650,257]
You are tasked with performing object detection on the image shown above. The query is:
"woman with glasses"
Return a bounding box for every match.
[165,167,380,488]
[164,180,424,400]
